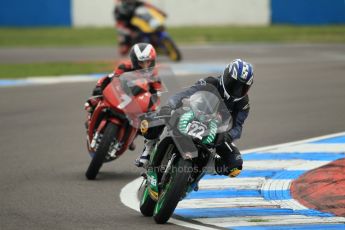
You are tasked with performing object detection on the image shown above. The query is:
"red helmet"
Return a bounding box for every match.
[129,43,157,70]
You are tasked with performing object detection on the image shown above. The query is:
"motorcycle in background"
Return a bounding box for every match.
[138,85,232,223]
[129,6,182,62]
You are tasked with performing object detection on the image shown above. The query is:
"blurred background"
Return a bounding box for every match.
[1,0,345,26]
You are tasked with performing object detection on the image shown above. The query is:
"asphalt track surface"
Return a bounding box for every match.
[1,44,345,230]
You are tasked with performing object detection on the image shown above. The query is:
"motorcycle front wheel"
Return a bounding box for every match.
[139,180,157,217]
[153,158,192,224]
[85,123,118,180]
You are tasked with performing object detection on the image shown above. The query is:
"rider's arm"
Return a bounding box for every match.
[148,68,162,94]
[228,96,250,141]
[149,81,162,94]
[115,20,133,36]
[93,73,116,95]
[168,76,218,109]
[114,62,133,77]
[168,86,197,109]
[93,60,132,95]
[114,66,125,76]
[143,2,167,17]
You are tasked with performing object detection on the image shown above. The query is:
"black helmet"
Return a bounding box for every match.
[129,43,157,70]
[220,59,254,101]
[118,0,137,15]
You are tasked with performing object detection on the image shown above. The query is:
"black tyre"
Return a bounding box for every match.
[153,159,192,224]
[139,181,157,217]
[162,37,182,62]
[85,123,118,180]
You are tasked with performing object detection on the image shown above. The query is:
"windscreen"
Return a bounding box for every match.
[106,66,179,128]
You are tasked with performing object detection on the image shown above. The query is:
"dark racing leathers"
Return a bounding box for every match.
[145,76,249,177]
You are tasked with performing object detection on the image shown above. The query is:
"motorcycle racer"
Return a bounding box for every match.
[136,59,254,178]
[114,0,167,55]
[85,43,161,150]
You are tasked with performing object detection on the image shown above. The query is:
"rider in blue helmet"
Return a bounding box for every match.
[136,59,254,178]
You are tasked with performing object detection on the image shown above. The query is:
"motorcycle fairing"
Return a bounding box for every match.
[131,6,165,33]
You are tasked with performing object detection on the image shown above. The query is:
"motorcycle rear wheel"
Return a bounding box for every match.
[153,159,192,224]
[162,37,182,62]
[85,123,118,180]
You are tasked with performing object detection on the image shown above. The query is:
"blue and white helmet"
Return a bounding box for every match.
[220,59,254,101]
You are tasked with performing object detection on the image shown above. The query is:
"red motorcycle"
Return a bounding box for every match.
[85,69,161,180]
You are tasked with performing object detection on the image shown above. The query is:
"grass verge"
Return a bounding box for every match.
[0,61,115,78]
[0,25,344,47]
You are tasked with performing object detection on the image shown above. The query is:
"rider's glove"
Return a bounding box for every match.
[84,102,92,113]
[158,105,173,117]
[224,133,233,143]
[167,98,182,110]
[215,133,233,146]
[92,86,102,96]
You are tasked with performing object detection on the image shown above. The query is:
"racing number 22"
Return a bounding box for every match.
[186,122,205,139]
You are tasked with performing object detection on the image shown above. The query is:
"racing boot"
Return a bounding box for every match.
[129,142,136,151]
[135,139,156,168]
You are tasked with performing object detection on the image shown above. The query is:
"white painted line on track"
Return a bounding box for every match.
[198,177,265,190]
[0,75,100,87]
[177,197,279,209]
[244,160,331,170]
[120,177,142,212]
[120,177,219,230]
[265,143,345,153]
[240,131,345,154]
[194,215,345,228]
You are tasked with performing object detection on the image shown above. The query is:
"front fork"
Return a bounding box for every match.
[159,153,176,188]
[88,119,107,153]
[145,148,177,202]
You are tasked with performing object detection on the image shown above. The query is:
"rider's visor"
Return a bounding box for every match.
[138,60,152,69]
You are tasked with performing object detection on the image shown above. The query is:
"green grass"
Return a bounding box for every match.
[169,25,345,43]
[0,25,344,47]
[0,61,115,78]
[0,27,118,47]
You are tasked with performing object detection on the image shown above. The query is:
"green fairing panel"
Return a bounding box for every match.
[178,111,218,145]
[202,120,218,144]
[178,111,194,134]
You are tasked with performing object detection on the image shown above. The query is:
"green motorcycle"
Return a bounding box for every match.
[138,88,231,224]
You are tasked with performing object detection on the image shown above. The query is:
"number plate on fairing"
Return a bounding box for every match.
[186,121,207,140]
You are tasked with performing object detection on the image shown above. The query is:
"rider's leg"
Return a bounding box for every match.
[215,141,243,177]
[135,121,165,168]
[135,138,157,167]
